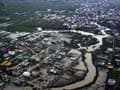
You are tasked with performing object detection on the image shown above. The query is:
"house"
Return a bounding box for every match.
[114,54,120,59]
[98,60,105,67]
[107,78,116,86]
[107,48,113,52]
[115,47,120,53]
[115,59,120,66]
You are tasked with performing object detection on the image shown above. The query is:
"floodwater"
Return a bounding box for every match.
[45,23,110,90]
[4,22,110,90]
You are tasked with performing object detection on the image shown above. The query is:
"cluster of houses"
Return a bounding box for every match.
[36,0,120,31]
[0,30,87,89]
[95,35,120,90]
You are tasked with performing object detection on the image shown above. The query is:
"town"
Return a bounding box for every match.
[0,0,120,90]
